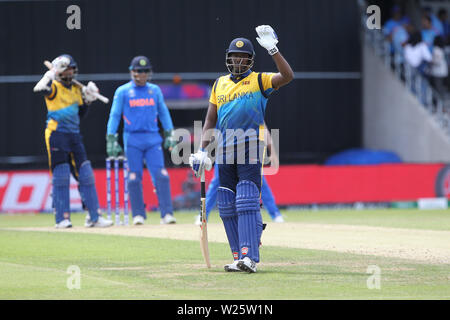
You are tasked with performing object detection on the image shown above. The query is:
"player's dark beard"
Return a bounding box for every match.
[60,75,73,85]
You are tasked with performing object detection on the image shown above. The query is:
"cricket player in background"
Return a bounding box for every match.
[106,56,177,225]
[33,54,113,228]
[190,25,293,273]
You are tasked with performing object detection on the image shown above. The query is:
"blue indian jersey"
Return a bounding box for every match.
[107,81,173,135]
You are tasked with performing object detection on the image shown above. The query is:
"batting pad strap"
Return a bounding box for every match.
[235,180,260,213]
[217,187,236,218]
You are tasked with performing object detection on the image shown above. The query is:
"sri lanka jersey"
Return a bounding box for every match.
[45,81,84,133]
[209,70,275,147]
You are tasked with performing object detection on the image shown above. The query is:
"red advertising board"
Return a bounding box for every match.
[0,164,448,212]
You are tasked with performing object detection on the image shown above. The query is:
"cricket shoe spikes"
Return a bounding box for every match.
[55,219,72,229]
[224,260,243,272]
[237,257,257,273]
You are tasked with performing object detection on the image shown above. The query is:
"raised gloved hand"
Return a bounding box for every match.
[51,56,71,74]
[163,130,177,151]
[189,149,212,178]
[33,69,55,92]
[82,81,99,104]
[255,25,279,56]
[106,134,123,158]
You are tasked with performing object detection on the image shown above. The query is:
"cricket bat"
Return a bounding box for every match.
[199,170,211,268]
[43,60,109,104]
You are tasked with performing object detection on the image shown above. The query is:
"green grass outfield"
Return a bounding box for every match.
[0,209,449,300]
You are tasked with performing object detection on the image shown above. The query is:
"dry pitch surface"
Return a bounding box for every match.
[13,222,450,265]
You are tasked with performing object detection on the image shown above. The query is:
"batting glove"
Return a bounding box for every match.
[255,25,279,56]
[106,134,124,157]
[82,81,99,104]
[189,149,212,178]
[51,56,71,74]
[33,70,55,92]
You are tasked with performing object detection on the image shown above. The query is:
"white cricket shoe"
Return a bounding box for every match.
[160,214,176,224]
[55,219,72,229]
[237,257,257,273]
[133,215,145,225]
[273,215,285,223]
[85,216,113,228]
[224,260,242,272]
[194,214,202,226]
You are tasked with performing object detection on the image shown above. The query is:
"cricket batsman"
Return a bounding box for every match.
[189,25,293,273]
[33,54,113,228]
[195,126,285,225]
[106,56,177,225]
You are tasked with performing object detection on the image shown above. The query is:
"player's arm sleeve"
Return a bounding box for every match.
[209,79,218,105]
[259,73,276,97]
[106,88,124,134]
[156,87,174,131]
[38,81,57,98]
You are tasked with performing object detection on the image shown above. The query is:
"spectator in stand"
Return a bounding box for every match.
[404,31,433,103]
[421,14,438,51]
[404,31,432,73]
[392,18,413,65]
[428,36,448,96]
[423,7,444,36]
[437,8,450,41]
[383,5,404,40]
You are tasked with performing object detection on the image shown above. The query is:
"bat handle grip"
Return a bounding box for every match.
[95,93,109,104]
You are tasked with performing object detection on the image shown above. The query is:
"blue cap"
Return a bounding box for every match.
[129,56,152,71]
[226,38,255,57]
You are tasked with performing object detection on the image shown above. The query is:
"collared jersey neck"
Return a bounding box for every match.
[229,70,252,83]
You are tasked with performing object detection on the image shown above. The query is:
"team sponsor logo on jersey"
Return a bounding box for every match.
[128,89,135,97]
[242,81,250,85]
[217,91,254,104]
[129,98,155,107]
[241,247,248,255]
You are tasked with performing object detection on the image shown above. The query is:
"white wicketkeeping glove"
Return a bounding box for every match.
[189,149,212,178]
[255,25,279,55]
[51,56,71,74]
[82,81,99,103]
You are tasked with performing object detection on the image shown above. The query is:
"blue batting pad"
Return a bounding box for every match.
[128,172,146,218]
[236,180,262,263]
[78,161,100,222]
[52,163,70,223]
[217,187,239,260]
